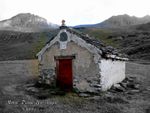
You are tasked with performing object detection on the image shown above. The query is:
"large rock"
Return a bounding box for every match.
[78,93,91,97]
[25,87,39,93]
[112,84,125,92]
[109,76,140,93]
[126,82,140,89]
[119,82,127,89]
[127,89,140,95]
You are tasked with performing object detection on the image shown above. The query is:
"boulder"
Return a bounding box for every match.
[126,77,136,82]
[112,84,125,92]
[127,89,140,94]
[146,87,150,91]
[134,84,140,89]
[78,93,91,97]
[127,83,140,89]
[119,82,127,89]
[25,87,39,93]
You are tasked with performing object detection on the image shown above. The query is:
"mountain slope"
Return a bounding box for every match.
[0,13,59,32]
[78,28,150,61]
[134,22,150,31]
[97,14,150,28]
[75,14,150,28]
[0,29,59,61]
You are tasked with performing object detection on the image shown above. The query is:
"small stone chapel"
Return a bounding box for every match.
[37,20,128,92]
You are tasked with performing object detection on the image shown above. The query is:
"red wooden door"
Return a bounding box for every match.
[56,59,73,91]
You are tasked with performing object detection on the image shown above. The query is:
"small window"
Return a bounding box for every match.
[60,32,68,42]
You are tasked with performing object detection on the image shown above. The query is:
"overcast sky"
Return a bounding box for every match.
[0,0,150,26]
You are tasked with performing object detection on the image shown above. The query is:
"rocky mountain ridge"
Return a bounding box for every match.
[0,13,59,32]
[75,14,150,28]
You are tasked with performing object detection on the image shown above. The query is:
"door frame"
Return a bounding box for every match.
[54,55,75,60]
[54,55,75,91]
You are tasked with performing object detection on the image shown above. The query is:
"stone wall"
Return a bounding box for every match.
[39,41,100,92]
[99,59,126,91]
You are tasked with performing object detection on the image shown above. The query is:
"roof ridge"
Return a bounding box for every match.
[45,26,128,60]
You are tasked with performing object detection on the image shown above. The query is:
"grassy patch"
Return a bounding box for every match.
[81,28,119,48]
[55,92,86,108]
[30,33,47,58]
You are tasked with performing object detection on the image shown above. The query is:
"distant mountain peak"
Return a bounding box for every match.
[75,14,150,29]
[12,13,47,22]
[0,13,59,32]
[143,15,150,17]
[97,14,150,28]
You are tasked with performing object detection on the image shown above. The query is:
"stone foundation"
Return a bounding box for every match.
[38,69,56,87]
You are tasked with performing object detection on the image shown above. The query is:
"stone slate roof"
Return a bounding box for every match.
[46,26,128,61]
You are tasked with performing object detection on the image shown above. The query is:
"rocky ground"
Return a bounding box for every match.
[0,60,149,113]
